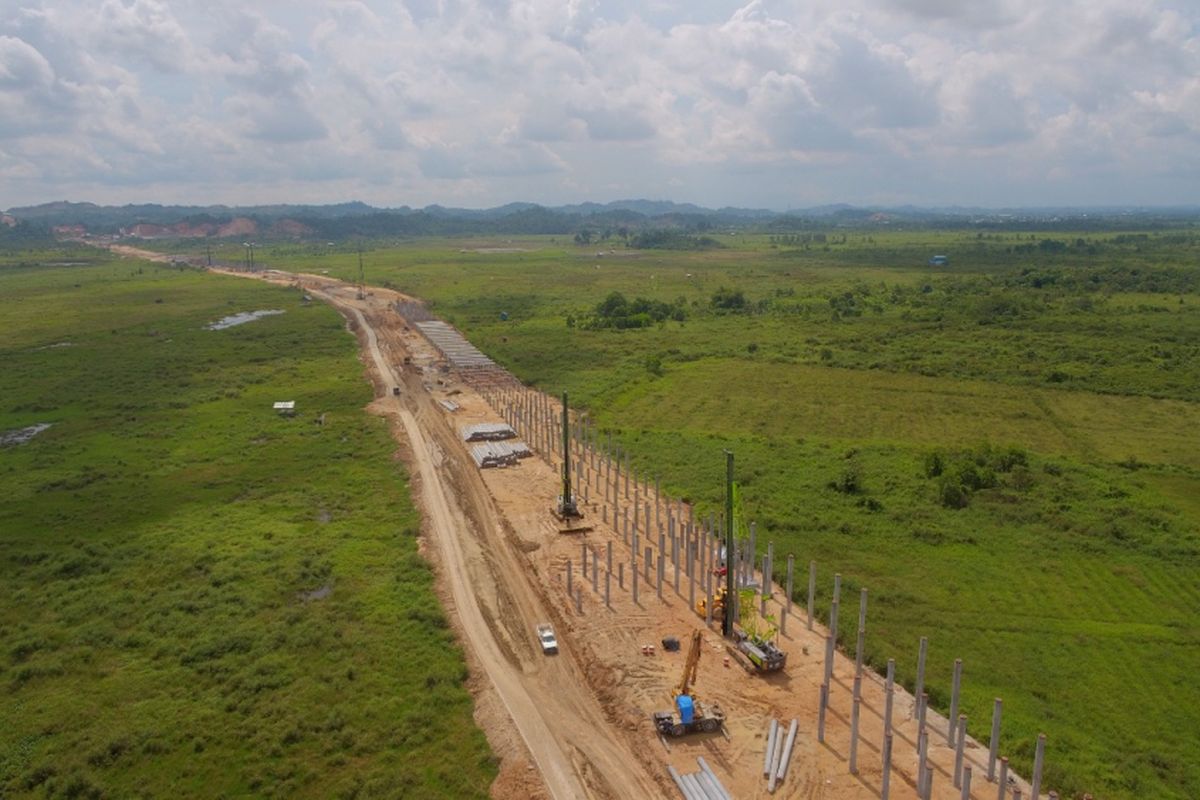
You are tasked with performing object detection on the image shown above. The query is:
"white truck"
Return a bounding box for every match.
[535,623,558,655]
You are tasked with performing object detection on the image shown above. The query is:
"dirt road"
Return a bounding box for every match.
[283,277,663,800]
[346,299,659,799]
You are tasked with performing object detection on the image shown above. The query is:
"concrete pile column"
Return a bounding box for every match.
[849,675,862,774]
[954,715,967,789]
[760,556,770,618]
[807,560,816,631]
[688,555,696,608]
[831,573,841,643]
[823,632,834,687]
[1031,733,1046,799]
[949,658,963,744]
[673,528,681,593]
[855,588,868,676]
[914,637,928,717]
[884,658,896,733]
[881,731,893,800]
[654,477,660,532]
[830,598,840,649]
[988,698,1003,781]
[748,522,757,587]
[817,682,828,743]
[783,555,794,636]
[917,730,929,797]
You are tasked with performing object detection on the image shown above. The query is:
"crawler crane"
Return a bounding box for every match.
[652,630,726,737]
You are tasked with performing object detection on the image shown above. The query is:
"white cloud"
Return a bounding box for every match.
[0,0,1198,209]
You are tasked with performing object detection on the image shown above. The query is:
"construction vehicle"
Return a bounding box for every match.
[695,585,728,620]
[728,627,787,672]
[652,630,726,737]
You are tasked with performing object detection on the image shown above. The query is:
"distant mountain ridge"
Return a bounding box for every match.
[5,199,1199,240]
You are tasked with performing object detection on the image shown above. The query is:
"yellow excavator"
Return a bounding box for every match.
[694,585,728,620]
[652,630,726,736]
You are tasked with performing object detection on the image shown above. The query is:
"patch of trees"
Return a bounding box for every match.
[583,291,686,329]
[626,229,723,250]
[710,287,747,311]
[923,444,1031,509]
[1007,265,1198,295]
[0,221,55,250]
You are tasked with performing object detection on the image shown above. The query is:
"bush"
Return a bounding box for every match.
[831,459,863,495]
[585,291,685,329]
[938,478,970,509]
[710,287,747,311]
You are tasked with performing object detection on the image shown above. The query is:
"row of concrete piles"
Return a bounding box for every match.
[485,385,818,624]
[482,384,1057,800]
[816,573,1055,799]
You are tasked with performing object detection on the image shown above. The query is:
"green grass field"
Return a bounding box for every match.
[237,229,1200,799]
[0,252,494,798]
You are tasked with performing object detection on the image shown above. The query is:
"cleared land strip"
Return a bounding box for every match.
[347,302,581,798]
[279,276,664,799]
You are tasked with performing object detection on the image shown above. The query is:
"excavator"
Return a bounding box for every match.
[694,585,728,620]
[652,630,726,737]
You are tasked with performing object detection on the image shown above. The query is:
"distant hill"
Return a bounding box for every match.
[5,199,1199,241]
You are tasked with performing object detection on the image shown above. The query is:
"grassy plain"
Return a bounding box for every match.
[237,228,1200,799]
[0,252,494,798]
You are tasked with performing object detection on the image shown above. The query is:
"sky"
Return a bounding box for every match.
[1,0,1199,211]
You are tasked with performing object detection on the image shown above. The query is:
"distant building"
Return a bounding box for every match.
[928,255,949,266]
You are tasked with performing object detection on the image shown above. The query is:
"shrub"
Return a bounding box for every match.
[831,459,863,495]
[710,287,747,311]
[938,478,970,509]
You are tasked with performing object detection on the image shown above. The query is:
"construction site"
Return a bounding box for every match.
[216,264,1062,800]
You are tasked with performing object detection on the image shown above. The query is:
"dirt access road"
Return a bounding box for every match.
[108,244,1037,800]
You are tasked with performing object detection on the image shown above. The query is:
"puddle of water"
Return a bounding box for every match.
[298,584,332,602]
[1,423,52,446]
[205,309,285,330]
[36,342,75,350]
